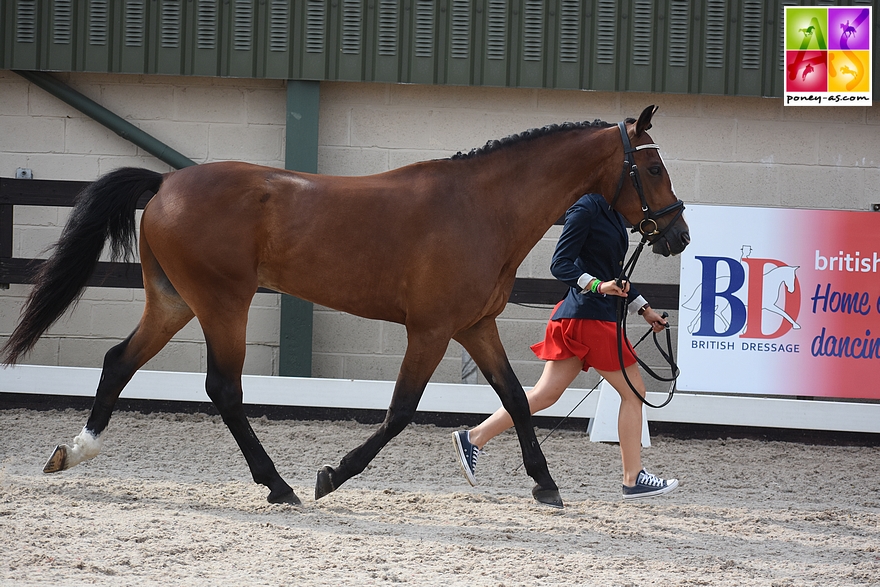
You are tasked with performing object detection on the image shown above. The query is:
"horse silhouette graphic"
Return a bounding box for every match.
[840,20,857,39]
[757,264,801,330]
[802,63,814,81]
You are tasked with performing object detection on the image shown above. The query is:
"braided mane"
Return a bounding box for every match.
[450,118,618,160]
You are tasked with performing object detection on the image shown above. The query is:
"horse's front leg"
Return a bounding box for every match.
[315,330,448,499]
[456,319,563,508]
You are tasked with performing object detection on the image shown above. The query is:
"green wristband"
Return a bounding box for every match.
[591,279,601,293]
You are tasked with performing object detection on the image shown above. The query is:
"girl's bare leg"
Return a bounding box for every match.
[595,362,647,487]
[468,356,583,449]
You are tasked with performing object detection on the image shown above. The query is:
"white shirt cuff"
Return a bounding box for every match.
[577,273,597,293]
[628,295,648,315]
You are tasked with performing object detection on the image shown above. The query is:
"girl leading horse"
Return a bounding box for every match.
[2,105,689,508]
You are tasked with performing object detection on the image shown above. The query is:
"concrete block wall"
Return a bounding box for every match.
[0,71,287,376]
[313,82,880,390]
[2,70,878,394]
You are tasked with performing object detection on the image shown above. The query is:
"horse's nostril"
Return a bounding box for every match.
[681,232,691,246]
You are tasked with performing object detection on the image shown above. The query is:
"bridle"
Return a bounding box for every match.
[609,120,685,242]
[610,120,683,409]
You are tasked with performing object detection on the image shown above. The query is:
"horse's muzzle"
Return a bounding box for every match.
[652,228,690,257]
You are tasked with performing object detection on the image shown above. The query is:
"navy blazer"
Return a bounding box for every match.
[550,193,640,322]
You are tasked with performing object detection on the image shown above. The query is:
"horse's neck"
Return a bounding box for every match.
[475,127,619,240]
[442,127,620,276]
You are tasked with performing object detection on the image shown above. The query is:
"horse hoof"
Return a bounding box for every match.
[43,445,68,473]
[268,488,302,506]
[532,484,564,509]
[315,465,336,500]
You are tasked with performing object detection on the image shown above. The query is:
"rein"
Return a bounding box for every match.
[614,284,679,409]
[610,120,682,409]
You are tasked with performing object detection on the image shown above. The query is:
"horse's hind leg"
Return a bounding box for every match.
[197,307,300,505]
[455,318,562,508]
[43,264,195,473]
[315,330,449,499]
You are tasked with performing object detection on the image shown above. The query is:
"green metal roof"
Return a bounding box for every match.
[2,0,877,98]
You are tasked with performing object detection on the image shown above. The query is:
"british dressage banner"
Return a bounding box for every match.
[784,6,872,106]
[677,205,880,400]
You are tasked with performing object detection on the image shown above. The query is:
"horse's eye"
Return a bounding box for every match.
[648,165,661,176]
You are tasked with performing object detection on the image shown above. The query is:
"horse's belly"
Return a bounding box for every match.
[258,263,409,325]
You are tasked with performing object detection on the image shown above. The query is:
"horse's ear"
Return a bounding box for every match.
[635,105,658,136]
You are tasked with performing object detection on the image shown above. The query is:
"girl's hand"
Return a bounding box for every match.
[598,279,630,298]
[641,307,668,332]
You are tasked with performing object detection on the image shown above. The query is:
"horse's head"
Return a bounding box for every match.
[611,105,690,257]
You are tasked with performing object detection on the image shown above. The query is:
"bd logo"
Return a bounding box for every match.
[682,247,801,339]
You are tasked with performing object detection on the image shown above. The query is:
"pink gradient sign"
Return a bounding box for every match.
[677,205,880,399]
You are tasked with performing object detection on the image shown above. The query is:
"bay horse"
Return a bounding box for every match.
[2,105,689,508]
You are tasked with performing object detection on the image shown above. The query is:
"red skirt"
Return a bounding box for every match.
[530,303,637,372]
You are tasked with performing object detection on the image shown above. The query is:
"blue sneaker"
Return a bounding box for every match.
[622,469,679,500]
[452,430,481,486]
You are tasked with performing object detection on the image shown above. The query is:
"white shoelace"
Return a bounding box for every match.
[469,448,485,470]
[638,470,665,487]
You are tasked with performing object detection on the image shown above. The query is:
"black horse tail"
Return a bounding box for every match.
[2,167,164,365]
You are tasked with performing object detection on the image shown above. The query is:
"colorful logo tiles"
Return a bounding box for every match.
[784,6,872,106]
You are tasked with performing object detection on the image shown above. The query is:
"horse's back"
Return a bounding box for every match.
[142,161,494,325]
